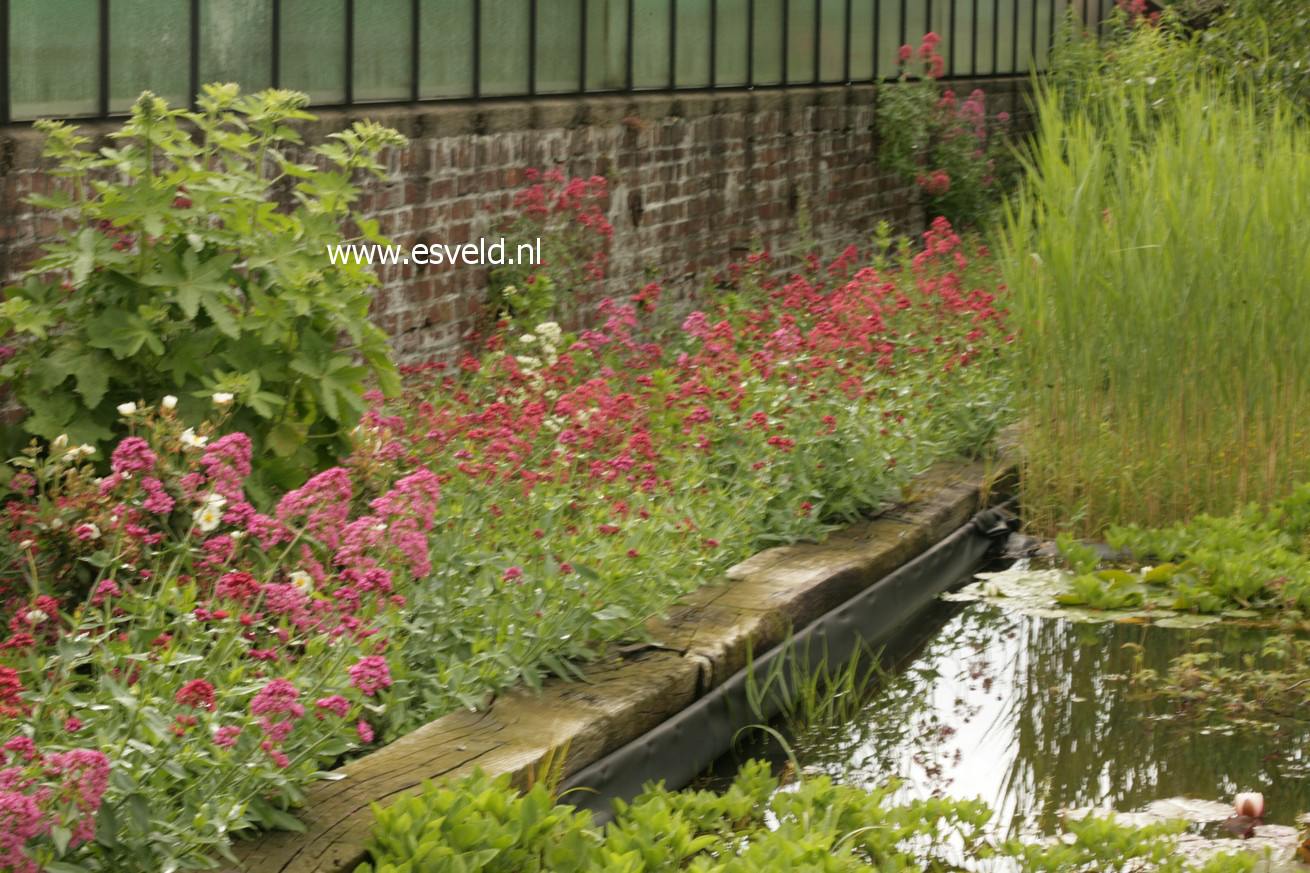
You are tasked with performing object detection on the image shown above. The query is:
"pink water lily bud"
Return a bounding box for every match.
[1234,792,1264,818]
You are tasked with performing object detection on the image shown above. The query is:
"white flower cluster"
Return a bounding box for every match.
[515,321,563,380]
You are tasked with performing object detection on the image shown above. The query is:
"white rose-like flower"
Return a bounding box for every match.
[117,402,138,416]
[180,428,208,448]
[193,504,223,532]
[52,434,69,450]
[288,570,313,593]
[519,334,537,345]
[25,609,48,624]
[212,392,234,406]
[162,395,178,410]
[203,492,227,509]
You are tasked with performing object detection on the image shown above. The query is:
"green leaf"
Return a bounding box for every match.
[85,311,161,359]
[267,421,308,457]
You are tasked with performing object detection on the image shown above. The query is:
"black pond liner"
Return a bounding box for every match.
[561,501,1019,822]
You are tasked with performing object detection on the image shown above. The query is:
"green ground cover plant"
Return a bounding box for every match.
[0,86,405,494]
[1002,78,1310,535]
[355,763,1254,873]
[0,201,1014,868]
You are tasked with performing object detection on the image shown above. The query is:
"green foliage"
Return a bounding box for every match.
[357,763,1255,873]
[876,35,1016,229]
[1126,626,1310,732]
[0,85,406,492]
[1003,79,1310,534]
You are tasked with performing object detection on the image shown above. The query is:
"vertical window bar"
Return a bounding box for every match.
[626,0,634,90]
[949,0,956,75]
[271,0,281,88]
[710,0,718,87]
[899,0,906,49]
[1011,0,1019,73]
[472,0,481,98]
[529,0,537,94]
[669,0,676,88]
[781,0,788,84]
[970,0,978,75]
[843,0,851,82]
[1049,0,1058,61]
[747,0,754,86]
[98,0,109,117]
[1032,0,1042,68]
[926,0,932,32]
[579,0,587,92]
[872,0,878,79]
[0,0,8,124]
[345,0,355,103]
[991,0,999,73]
[410,0,420,101]
[813,0,820,83]
[189,0,200,109]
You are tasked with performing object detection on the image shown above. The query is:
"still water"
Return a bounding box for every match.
[716,597,1310,838]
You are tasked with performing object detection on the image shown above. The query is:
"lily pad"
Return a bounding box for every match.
[1150,614,1223,629]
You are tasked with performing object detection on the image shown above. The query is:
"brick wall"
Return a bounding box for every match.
[0,78,1029,365]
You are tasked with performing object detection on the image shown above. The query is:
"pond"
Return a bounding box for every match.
[708,569,1310,857]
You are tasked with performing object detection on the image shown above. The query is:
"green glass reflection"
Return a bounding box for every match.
[952,0,975,77]
[675,0,712,87]
[753,0,784,85]
[282,0,346,103]
[586,0,629,90]
[787,0,815,83]
[849,0,874,80]
[199,0,272,92]
[537,0,583,92]
[632,0,672,88]
[354,0,413,101]
[995,0,1016,73]
[421,0,474,97]
[110,0,189,112]
[11,0,99,119]
[818,0,846,82]
[976,0,997,73]
[875,0,901,78]
[715,0,749,86]
[481,0,531,95]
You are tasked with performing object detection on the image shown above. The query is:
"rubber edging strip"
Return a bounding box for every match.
[560,502,1017,821]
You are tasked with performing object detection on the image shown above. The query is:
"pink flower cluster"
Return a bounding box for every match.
[0,742,110,870]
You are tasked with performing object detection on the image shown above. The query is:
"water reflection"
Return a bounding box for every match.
[794,602,1310,836]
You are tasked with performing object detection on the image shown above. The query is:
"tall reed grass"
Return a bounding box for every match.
[1003,81,1310,535]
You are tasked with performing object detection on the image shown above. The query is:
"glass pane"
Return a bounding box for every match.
[11,0,99,118]
[996,0,1016,73]
[282,0,346,103]
[354,0,412,101]
[952,0,976,76]
[421,0,474,97]
[786,0,815,83]
[902,0,928,59]
[876,0,901,78]
[976,0,997,74]
[632,0,671,88]
[1012,0,1032,73]
[482,0,531,94]
[586,0,628,90]
[753,0,784,85]
[715,0,749,86]
[675,0,711,87]
[1035,0,1054,70]
[538,0,583,92]
[110,0,189,113]
[850,0,874,80]
[818,0,846,82]
[199,0,273,92]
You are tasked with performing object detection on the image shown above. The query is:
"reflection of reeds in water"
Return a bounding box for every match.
[803,604,1310,839]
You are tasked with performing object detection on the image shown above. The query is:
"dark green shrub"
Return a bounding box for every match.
[0,85,405,491]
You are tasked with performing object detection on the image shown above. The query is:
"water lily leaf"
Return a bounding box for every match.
[1151,614,1222,629]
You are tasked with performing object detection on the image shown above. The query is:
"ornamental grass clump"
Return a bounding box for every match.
[1003,80,1310,536]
